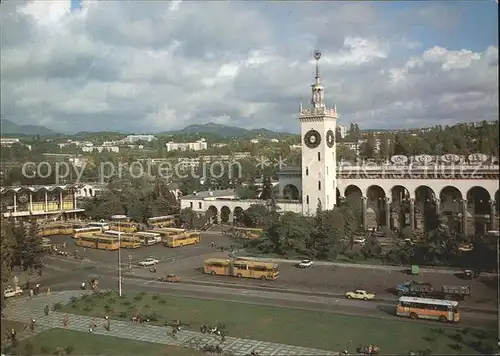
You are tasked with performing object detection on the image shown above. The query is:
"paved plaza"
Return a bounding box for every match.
[3,291,338,355]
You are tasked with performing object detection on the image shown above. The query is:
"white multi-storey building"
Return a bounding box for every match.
[121,135,157,143]
[165,139,208,152]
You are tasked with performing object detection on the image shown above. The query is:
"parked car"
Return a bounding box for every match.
[345,289,375,300]
[353,237,366,244]
[297,259,313,268]
[4,286,23,298]
[159,274,180,283]
[459,244,473,252]
[138,258,159,267]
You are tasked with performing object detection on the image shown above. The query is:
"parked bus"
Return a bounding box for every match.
[164,232,200,248]
[76,235,119,251]
[109,221,137,233]
[156,227,185,234]
[39,223,74,237]
[73,227,102,238]
[147,215,177,228]
[88,222,110,231]
[204,258,279,280]
[135,232,162,246]
[102,230,141,248]
[232,227,263,239]
[396,296,460,323]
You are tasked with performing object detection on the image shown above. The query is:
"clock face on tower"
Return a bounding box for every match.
[326,129,335,148]
[304,130,321,148]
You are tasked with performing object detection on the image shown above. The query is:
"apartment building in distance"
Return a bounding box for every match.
[0,138,32,150]
[165,139,208,152]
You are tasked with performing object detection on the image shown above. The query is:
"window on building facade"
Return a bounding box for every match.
[306,195,309,204]
[190,202,193,208]
[318,181,321,190]
[306,167,309,176]
[318,152,321,161]
[198,202,202,209]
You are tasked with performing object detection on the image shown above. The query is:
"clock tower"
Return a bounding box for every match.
[300,50,338,215]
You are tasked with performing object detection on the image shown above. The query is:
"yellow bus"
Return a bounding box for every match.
[135,232,162,245]
[109,222,137,233]
[164,232,200,248]
[396,297,460,323]
[203,258,279,281]
[73,227,102,239]
[147,215,177,228]
[39,223,74,237]
[76,235,119,251]
[101,230,141,248]
[233,227,263,239]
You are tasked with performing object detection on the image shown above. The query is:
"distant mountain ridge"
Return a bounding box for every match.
[1,119,57,136]
[166,123,294,138]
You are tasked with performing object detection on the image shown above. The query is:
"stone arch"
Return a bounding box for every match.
[233,206,244,225]
[415,185,438,234]
[344,185,363,224]
[467,186,491,236]
[345,185,362,199]
[439,186,463,235]
[366,185,386,229]
[220,206,231,224]
[336,188,342,206]
[282,184,299,200]
[207,205,218,224]
[390,185,411,231]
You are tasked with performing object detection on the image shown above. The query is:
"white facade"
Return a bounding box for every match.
[165,139,207,152]
[81,146,119,153]
[300,54,338,214]
[122,135,156,143]
[1,138,32,150]
[336,124,347,138]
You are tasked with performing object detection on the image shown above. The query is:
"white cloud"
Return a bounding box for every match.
[0,1,498,133]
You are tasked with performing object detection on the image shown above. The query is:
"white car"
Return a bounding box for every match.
[4,286,23,298]
[297,259,313,268]
[138,258,159,267]
[353,237,365,244]
[345,289,375,300]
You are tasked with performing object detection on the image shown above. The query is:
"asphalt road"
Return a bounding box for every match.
[37,258,496,331]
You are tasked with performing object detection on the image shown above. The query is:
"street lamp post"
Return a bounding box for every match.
[111,215,128,297]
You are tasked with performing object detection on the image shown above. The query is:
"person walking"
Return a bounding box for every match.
[44,304,49,316]
[104,316,110,331]
[46,287,51,296]
[63,315,68,328]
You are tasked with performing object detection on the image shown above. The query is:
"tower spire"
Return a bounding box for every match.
[311,49,325,109]
[315,52,320,83]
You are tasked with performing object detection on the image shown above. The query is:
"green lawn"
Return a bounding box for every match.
[59,291,496,354]
[3,329,203,356]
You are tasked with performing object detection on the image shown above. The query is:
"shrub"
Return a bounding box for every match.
[145,311,160,321]
[69,297,78,303]
[83,304,93,312]
[71,303,77,309]
[52,302,62,311]
[65,345,74,355]
[118,311,127,318]
[133,294,143,302]
[144,304,150,309]
[151,294,159,301]
[157,298,166,304]
[108,297,116,304]
[121,300,132,306]
[104,304,113,313]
